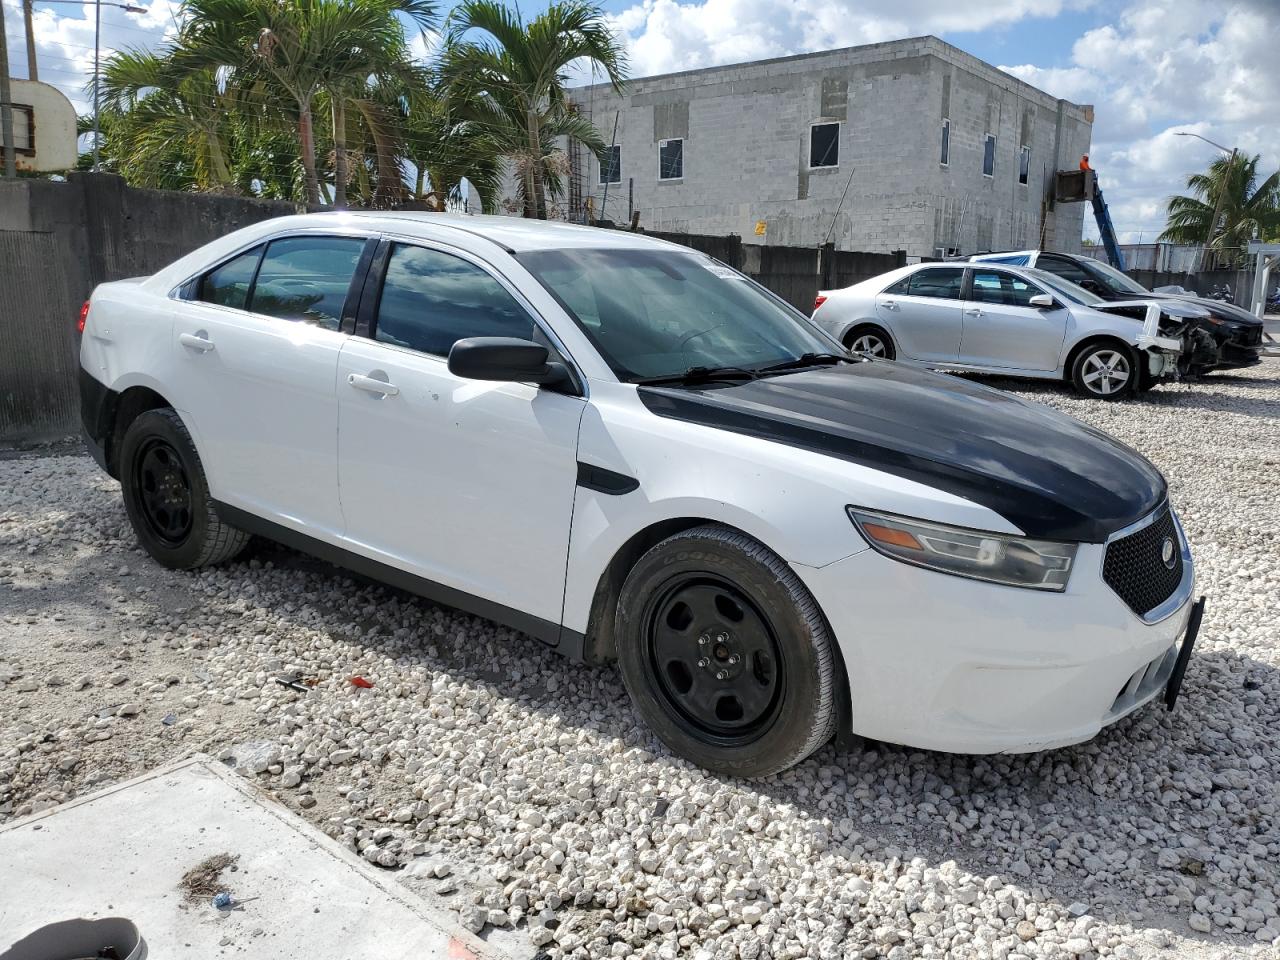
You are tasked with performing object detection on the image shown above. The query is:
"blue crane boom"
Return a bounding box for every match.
[1089,177,1126,271]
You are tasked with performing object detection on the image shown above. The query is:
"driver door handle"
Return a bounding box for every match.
[178,332,215,352]
[963,307,984,317]
[348,373,399,397]
[881,299,899,310]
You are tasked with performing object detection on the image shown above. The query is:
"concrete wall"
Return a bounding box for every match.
[538,36,1092,259]
[0,175,296,443]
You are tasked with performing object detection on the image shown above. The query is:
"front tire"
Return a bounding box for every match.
[844,324,896,360]
[1070,342,1137,400]
[615,526,838,777]
[119,408,249,569]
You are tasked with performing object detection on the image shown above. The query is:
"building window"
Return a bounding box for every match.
[12,105,35,155]
[940,119,950,166]
[658,138,683,181]
[809,122,839,168]
[982,134,996,177]
[1018,145,1031,185]
[600,145,621,185]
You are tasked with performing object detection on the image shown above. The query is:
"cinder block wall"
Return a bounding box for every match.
[0,175,296,443]
[550,36,1092,259]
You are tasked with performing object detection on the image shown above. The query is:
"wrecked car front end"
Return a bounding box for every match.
[1094,299,1212,383]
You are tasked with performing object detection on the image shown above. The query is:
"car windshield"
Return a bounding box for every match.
[1084,257,1149,295]
[1023,268,1105,306]
[517,248,838,381]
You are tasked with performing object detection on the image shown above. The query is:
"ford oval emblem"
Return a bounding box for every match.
[1161,537,1176,569]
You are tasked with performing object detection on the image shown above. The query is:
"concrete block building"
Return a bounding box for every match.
[535,36,1093,259]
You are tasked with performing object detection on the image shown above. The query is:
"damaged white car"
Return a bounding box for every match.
[813,262,1209,399]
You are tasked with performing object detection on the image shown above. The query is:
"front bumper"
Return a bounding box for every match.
[794,537,1197,754]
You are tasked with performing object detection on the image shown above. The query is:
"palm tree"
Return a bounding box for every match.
[1161,153,1280,267]
[401,80,505,210]
[96,51,250,192]
[441,0,626,219]
[173,0,437,206]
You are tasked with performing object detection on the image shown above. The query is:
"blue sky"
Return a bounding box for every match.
[9,0,1278,245]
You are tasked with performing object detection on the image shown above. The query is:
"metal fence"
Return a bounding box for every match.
[642,231,906,312]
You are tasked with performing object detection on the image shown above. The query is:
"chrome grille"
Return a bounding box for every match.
[1103,508,1183,617]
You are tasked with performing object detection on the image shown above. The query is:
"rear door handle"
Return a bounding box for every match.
[178,332,215,352]
[348,373,399,397]
[881,299,899,310]
[963,308,983,317]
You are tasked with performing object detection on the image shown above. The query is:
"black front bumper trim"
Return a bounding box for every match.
[1164,596,1206,710]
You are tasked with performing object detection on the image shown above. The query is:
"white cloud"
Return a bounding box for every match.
[999,0,1280,242]
[4,0,182,114]
[609,0,1082,78]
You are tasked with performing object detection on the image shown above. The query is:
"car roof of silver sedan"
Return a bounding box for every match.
[331,211,676,253]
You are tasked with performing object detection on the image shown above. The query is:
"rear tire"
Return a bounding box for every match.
[844,324,896,360]
[119,408,249,569]
[1070,341,1137,400]
[614,525,838,778]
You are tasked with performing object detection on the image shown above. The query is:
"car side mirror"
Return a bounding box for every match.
[1028,294,1057,309]
[448,337,571,388]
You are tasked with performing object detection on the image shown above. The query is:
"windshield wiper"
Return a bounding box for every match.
[631,365,760,386]
[754,352,853,374]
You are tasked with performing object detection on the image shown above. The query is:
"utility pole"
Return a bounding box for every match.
[93,0,101,169]
[1,13,16,179]
[23,0,37,81]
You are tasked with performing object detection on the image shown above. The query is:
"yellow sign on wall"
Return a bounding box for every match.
[754,220,767,236]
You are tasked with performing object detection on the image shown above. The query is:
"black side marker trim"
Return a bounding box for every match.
[576,462,639,495]
[213,502,565,649]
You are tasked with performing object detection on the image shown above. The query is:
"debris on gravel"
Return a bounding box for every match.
[2,368,1278,960]
[179,852,240,902]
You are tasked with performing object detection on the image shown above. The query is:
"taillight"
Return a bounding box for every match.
[78,300,91,334]
[814,295,827,312]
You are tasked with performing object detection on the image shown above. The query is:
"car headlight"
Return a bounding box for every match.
[847,508,1077,591]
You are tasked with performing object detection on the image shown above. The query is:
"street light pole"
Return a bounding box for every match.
[39,0,148,171]
[1174,131,1237,272]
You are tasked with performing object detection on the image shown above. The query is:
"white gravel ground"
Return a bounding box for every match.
[2,366,1278,960]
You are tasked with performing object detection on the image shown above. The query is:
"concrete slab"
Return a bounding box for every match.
[0,757,511,960]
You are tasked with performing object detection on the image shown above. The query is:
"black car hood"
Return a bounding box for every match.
[1143,292,1263,327]
[638,362,1166,542]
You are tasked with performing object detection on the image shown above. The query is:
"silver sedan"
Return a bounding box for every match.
[812,262,1209,399]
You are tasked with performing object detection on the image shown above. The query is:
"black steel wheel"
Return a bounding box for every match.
[133,438,193,546]
[645,577,783,744]
[119,408,249,569]
[616,525,838,777]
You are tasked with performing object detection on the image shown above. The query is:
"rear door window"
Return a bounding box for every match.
[374,244,535,358]
[907,268,965,300]
[198,246,263,310]
[248,236,366,330]
[971,271,1039,307]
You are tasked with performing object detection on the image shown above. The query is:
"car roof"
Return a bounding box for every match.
[328,211,682,253]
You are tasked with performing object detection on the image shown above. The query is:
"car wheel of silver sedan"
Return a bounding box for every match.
[1070,343,1136,400]
[845,325,896,361]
